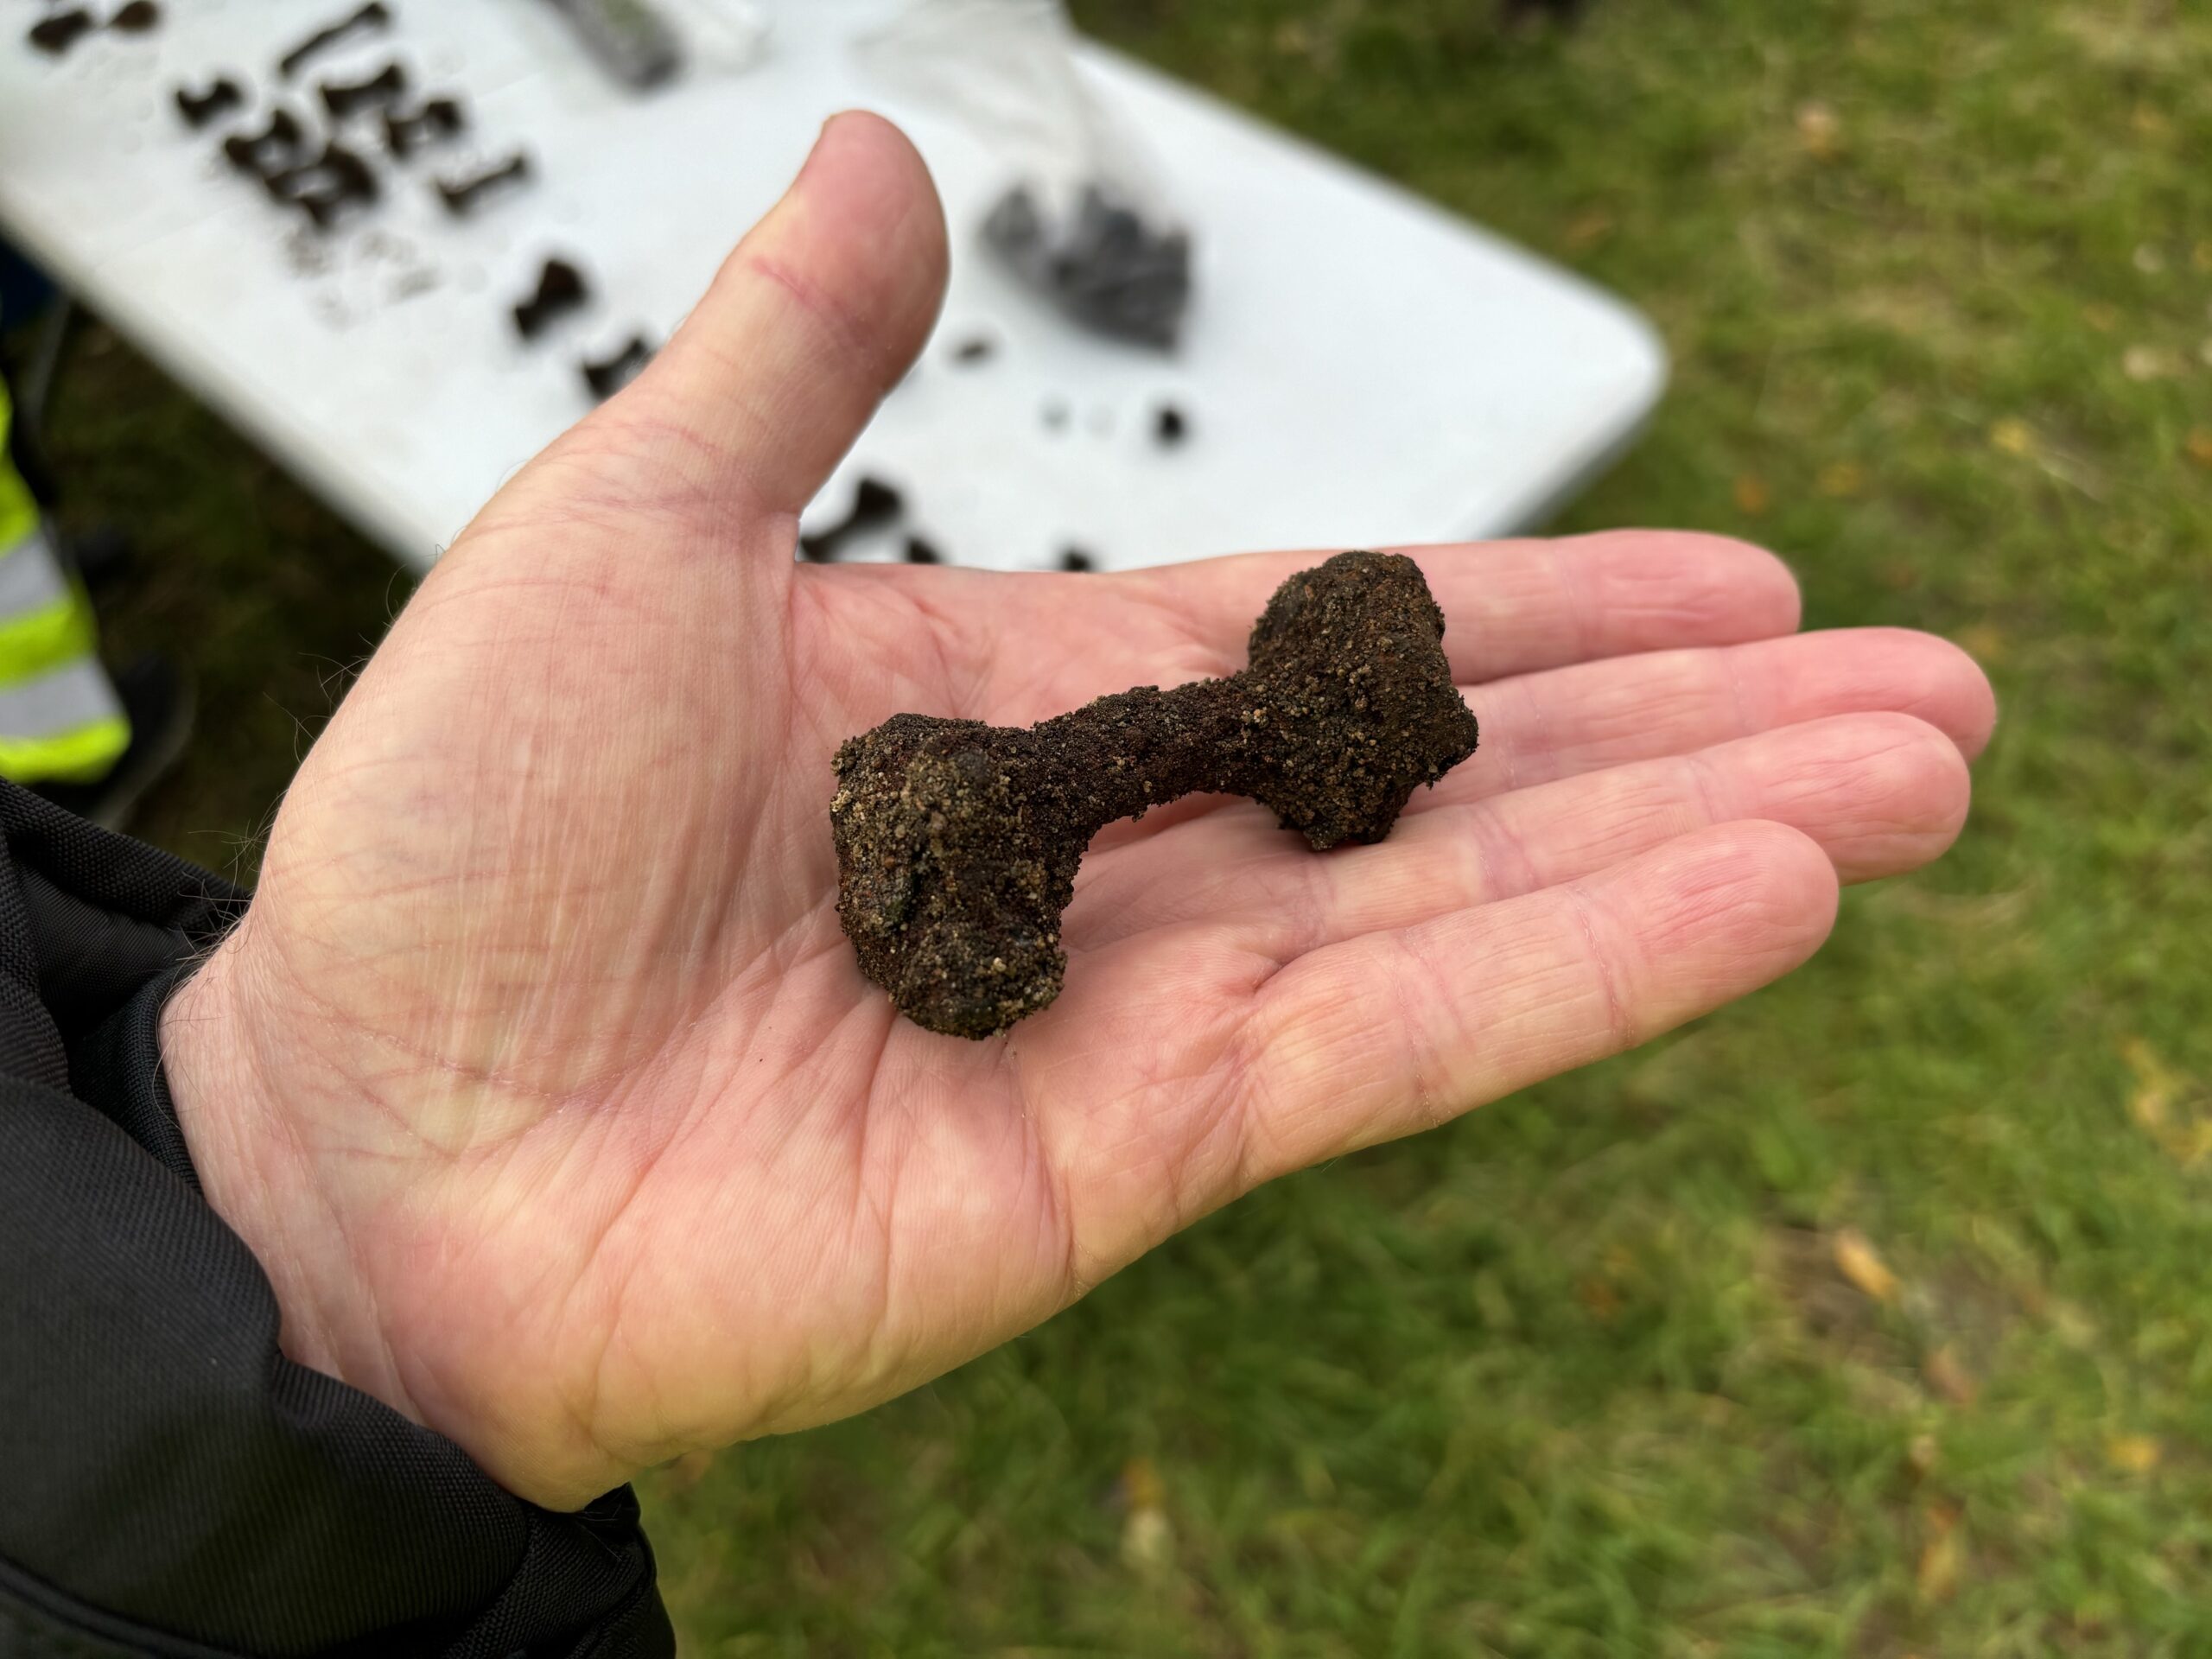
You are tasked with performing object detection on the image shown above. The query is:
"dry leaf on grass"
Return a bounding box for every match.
[1563,209,1615,252]
[1796,101,1841,161]
[1121,1507,1174,1571]
[2125,1037,2176,1128]
[2122,345,2177,381]
[1923,1344,1978,1405]
[2107,1433,2161,1475]
[1916,1502,1963,1602]
[1117,1457,1175,1572]
[1119,1457,1165,1511]
[1952,622,2006,664]
[1577,1276,1624,1323]
[1834,1227,1901,1305]
[2048,1299,2099,1350]
[2121,1038,2212,1166]
[1906,1434,1940,1478]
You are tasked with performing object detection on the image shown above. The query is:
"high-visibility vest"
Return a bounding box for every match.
[0,366,128,785]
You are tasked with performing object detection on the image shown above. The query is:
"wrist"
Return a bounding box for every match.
[158,927,420,1421]
[156,918,641,1509]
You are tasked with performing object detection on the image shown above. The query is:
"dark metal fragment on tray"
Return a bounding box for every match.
[265,141,381,231]
[435,154,532,218]
[582,335,655,401]
[381,97,467,159]
[320,61,409,121]
[799,476,905,563]
[225,110,313,178]
[28,10,97,55]
[513,258,590,341]
[279,2,393,80]
[175,78,247,129]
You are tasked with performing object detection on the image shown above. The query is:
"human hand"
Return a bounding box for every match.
[161,115,1995,1510]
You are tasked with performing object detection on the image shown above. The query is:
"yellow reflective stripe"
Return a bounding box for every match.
[0,483,31,551]
[0,373,124,785]
[0,715,130,785]
[0,588,98,686]
[0,378,35,551]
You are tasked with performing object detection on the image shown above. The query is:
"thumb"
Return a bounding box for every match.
[620,111,950,518]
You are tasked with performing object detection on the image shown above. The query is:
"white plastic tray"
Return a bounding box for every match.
[0,1,1666,573]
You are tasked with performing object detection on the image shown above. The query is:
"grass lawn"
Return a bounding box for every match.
[25,0,2212,1651]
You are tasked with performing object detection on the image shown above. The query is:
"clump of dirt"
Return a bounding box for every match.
[831,550,1479,1037]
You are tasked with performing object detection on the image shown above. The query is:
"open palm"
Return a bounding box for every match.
[162,116,1994,1510]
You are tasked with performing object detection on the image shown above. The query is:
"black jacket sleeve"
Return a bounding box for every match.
[0,784,674,1659]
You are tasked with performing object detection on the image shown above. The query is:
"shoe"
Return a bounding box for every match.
[34,656,194,832]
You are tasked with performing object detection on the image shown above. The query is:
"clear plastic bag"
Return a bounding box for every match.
[858,0,1195,349]
[659,0,773,79]
[542,0,772,88]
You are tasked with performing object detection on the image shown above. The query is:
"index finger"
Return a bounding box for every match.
[1127,530,1803,684]
[1226,819,1838,1185]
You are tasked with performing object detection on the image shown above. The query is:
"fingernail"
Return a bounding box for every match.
[798,111,869,188]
